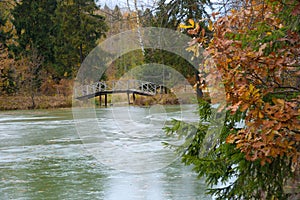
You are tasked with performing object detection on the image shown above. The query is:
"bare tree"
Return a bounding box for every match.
[20,49,44,109]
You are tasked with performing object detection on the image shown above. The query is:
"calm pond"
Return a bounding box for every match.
[0,105,213,200]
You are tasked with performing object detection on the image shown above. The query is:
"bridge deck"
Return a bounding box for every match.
[75,89,154,100]
[74,80,167,105]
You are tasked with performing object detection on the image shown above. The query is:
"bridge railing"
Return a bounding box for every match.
[74,79,162,98]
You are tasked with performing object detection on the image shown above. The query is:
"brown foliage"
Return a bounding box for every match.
[182,0,300,168]
[0,47,16,94]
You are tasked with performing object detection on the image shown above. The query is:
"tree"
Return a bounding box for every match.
[0,11,9,46]
[53,0,108,78]
[166,0,300,199]
[10,0,62,98]
[111,5,124,35]
[148,0,214,98]
[100,5,137,37]
[0,47,16,95]
[112,50,144,78]
[154,0,212,28]
[141,8,155,27]
[11,0,57,63]
[0,0,14,47]
[19,49,44,108]
[0,0,16,94]
[143,49,196,83]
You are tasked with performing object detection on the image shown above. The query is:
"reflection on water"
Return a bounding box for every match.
[0,107,212,200]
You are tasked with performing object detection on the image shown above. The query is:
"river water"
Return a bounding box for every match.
[0,105,213,200]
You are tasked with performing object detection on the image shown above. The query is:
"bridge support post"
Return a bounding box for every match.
[127,92,130,105]
[133,93,136,104]
[99,95,102,107]
[99,94,108,107]
[104,94,107,107]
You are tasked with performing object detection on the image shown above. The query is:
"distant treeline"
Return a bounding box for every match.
[0,0,213,109]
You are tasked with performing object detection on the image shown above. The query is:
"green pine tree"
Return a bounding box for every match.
[53,0,108,78]
[11,0,57,63]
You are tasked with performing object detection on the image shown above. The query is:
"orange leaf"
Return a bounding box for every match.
[258,111,264,119]
[227,101,242,113]
[201,28,206,37]
[253,141,265,148]
[240,103,249,112]
[272,98,285,106]
[295,134,300,142]
[226,134,236,144]
[273,122,281,130]
[236,142,244,149]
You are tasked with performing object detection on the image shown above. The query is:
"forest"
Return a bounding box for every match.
[0,0,202,109]
[0,0,300,199]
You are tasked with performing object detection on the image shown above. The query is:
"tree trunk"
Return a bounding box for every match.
[195,69,203,98]
[30,93,36,109]
[79,43,83,63]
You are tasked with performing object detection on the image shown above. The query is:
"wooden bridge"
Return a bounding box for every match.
[74,79,168,106]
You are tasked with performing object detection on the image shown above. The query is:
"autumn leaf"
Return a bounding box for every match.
[226,134,236,144]
[211,12,220,20]
[208,19,213,31]
[240,103,249,112]
[178,19,195,29]
[187,23,200,35]
[258,43,267,56]
[227,100,242,113]
[201,28,205,37]
[272,98,285,106]
[258,111,264,119]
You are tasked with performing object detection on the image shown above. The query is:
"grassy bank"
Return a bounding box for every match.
[0,95,72,110]
[0,92,201,110]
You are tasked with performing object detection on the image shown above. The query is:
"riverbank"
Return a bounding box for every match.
[0,92,203,110]
[0,95,72,110]
[90,92,199,107]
